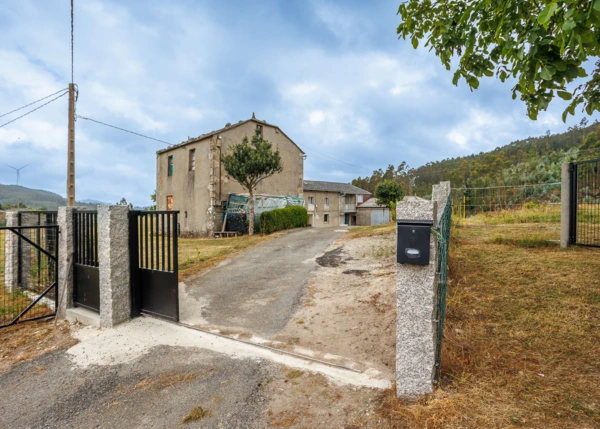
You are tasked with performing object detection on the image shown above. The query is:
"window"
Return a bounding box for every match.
[308,196,314,205]
[167,155,174,177]
[189,149,195,171]
[357,195,363,203]
[166,195,173,211]
[256,124,263,138]
[324,214,329,223]
[324,197,329,206]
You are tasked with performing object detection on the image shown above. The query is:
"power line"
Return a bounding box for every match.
[0,88,68,119]
[0,91,69,129]
[76,115,175,146]
[299,144,371,172]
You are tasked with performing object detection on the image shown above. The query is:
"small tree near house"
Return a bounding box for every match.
[221,129,283,236]
[374,180,404,218]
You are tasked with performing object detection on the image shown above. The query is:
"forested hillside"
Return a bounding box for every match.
[353,119,600,197]
[0,184,97,210]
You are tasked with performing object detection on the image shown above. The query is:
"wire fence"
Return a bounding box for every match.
[434,191,451,384]
[451,183,562,242]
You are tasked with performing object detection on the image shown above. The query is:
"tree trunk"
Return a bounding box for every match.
[248,189,255,236]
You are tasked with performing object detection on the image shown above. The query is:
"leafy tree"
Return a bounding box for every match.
[397,1,600,121]
[150,190,157,211]
[221,129,283,236]
[374,180,405,211]
[116,197,133,210]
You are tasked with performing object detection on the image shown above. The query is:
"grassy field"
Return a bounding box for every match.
[378,224,600,428]
[178,233,276,279]
[454,204,562,225]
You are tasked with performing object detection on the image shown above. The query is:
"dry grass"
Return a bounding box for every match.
[345,224,395,239]
[454,204,562,226]
[0,320,77,374]
[178,233,276,279]
[376,223,600,428]
[182,406,211,424]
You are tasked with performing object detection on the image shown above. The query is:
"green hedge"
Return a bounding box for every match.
[259,206,308,234]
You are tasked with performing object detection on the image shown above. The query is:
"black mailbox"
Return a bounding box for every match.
[397,219,433,265]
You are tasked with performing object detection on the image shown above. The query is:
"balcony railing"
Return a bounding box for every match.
[343,204,356,212]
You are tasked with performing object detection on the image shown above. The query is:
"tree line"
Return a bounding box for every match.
[353,119,600,197]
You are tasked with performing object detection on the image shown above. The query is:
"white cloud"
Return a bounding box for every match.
[0,0,597,205]
[308,110,325,125]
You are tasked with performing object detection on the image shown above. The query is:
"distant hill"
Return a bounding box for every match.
[79,199,111,205]
[353,119,600,196]
[0,184,98,210]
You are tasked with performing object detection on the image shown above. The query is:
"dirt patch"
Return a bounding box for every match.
[272,232,396,377]
[343,269,370,276]
[0,320,77,374]
[264,368,384,428]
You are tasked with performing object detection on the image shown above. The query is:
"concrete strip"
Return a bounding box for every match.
[67,317,392,390]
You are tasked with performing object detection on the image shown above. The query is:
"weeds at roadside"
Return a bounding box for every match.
[285,369,304,380]
[182,406,211,424]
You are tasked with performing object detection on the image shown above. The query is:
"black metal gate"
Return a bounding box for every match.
[130,211,179,322]
[73,210,100,311]
[569,159,600,247]
[0,224,58,328]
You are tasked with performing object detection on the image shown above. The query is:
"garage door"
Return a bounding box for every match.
[371,209,384,225]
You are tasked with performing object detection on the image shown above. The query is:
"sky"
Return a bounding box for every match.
[0,0,598,206]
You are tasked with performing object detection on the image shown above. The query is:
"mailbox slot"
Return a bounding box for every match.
[397,219,433,265]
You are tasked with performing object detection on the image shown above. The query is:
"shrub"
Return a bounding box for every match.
[259,206,308,234]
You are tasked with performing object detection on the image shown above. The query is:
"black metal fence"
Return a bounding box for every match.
[569,159,600,247]
[0,225,58,328]
[73,210,100,312]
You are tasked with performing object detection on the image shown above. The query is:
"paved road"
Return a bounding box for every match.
[0,345,274,429]
[180,227,345,337]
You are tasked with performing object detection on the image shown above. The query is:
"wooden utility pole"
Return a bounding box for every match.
[67,83,75,206]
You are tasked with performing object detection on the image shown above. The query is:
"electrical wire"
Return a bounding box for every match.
[0,88,68,119]
[0,91,69,129]
[299,143,371,172]
[76,115,175,146]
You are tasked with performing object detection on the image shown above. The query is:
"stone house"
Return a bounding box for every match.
[303,180,371,227]
[156,116,305,236]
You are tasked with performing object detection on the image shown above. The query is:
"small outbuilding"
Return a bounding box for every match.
[356,199,390,226]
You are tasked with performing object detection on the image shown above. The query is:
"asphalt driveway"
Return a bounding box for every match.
[179,227,346,337]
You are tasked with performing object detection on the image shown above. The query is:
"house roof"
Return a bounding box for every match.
[357,199,387,209]
[156,115,305,155]
[303,180,370,195]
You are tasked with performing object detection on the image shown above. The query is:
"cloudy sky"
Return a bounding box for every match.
[0,0,597,206]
